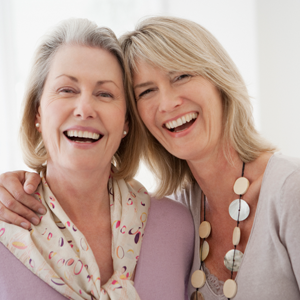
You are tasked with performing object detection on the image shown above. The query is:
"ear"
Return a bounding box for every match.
[35,107,42,133]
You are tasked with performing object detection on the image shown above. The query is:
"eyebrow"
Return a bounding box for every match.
[133,81,155,90]
[55,74,120,89]
[133,71,178,90]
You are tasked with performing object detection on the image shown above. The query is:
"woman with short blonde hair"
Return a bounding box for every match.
[0,18,194,300]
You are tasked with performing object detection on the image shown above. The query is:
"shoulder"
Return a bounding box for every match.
[149,196,193,222]
[134,197,194,300]
[260,153,300,233]
[264,153,300,180]
[262,153,300,200]
[145,197,194,247]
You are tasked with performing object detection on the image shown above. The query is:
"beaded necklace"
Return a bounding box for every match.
[191,162,250,300]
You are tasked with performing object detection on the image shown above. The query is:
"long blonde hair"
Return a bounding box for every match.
[120,16,275,197]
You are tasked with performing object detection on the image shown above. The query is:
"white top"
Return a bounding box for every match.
[173,153,300,299]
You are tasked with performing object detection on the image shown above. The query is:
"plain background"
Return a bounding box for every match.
[0,0,299,192]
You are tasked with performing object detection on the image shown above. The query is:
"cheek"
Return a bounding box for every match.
[137,102,152,128]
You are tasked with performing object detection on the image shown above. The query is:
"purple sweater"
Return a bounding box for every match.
[0,198,194,299]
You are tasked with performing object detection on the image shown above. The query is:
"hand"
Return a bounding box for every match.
[0,171,45,229]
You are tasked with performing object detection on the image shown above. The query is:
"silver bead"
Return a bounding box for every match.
[229,199,250,221]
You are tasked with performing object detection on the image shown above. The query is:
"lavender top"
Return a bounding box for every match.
[0,197,194,299]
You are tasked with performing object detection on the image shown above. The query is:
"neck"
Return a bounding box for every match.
[45,162,111,223]
[188,147,246,212]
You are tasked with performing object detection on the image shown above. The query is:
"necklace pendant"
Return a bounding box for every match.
[199,221,211,239]
[191,269,206,289]
[224,249,243,272]
[233,176,249,195]
[223,279,238,298]
[190,290,205,300]
[229,199,250,221]
[200,240,209,261]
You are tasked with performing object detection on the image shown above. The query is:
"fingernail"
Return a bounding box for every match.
[21,222,30,230]
[38,208,46,215]
[31,217,39,225]
[26,184,35,193]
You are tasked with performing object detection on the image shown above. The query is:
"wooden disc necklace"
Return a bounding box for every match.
[191,162,250,300]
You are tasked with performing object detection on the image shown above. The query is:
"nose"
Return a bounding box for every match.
[73,93,97,119]
[158,87,183,113]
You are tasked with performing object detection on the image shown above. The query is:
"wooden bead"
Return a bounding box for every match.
[190,291,204,300]
[200,240,209,261]
[233,177,249,195]
[223,279,237,298]
[199,221,211,239]
[191,270,206,289]
[232,226,241,246]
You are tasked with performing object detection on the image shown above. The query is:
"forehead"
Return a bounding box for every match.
[133,59,169,82]
[48,44,124,84]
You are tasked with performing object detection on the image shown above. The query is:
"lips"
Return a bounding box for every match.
[164,112,198,133]
[64,130,103,143]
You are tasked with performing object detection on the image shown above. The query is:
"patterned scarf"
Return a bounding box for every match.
[0,174,150,300]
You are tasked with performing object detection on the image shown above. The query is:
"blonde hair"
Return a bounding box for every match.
[120,16,276,197]
[20,18,146,180]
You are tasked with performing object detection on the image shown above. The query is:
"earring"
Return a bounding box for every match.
[35,123,40,128]
[123,130,127,135]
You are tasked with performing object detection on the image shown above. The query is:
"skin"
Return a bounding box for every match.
[0,44,128,285]
[0,53,272,283]
[133,60,272,281]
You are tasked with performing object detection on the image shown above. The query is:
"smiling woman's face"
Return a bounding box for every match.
[36,44,128,173]
[133,60,224,164]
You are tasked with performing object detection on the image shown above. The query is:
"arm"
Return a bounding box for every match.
[0,171,45,229]
[279,168,300,287]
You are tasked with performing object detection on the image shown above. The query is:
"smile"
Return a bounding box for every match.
[164,112,198,133]
[64,130,103,143]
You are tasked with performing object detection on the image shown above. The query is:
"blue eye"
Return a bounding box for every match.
[59,88,74,93]
[99,92,113,98]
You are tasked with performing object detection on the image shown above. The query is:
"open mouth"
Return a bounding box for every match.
[164,112,198,133]
[64,130,103,143]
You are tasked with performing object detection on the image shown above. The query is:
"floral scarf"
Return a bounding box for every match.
[0,174,150,300]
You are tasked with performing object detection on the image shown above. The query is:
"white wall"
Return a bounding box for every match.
[0,0,299,192]
[257,0,300,157]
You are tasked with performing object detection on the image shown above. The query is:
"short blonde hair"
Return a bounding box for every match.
[20,18,146,180]
[120,16,276,197]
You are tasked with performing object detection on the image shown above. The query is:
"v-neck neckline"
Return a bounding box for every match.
[198,153,276,295]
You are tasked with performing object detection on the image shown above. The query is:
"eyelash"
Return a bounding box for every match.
[138,88,155,99]
[98,92,113,98]
[58,88,113,99]
[59,88,76,94]
[136,74,192,99]
[174,74,192,82]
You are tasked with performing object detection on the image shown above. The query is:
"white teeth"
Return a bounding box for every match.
[66,130,100,140]
[164,112,198,130]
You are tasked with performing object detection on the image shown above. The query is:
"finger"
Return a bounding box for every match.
[0,187,41,225]
[24,171,42,194]
[0,202,31,230]
[0,172,46,215]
